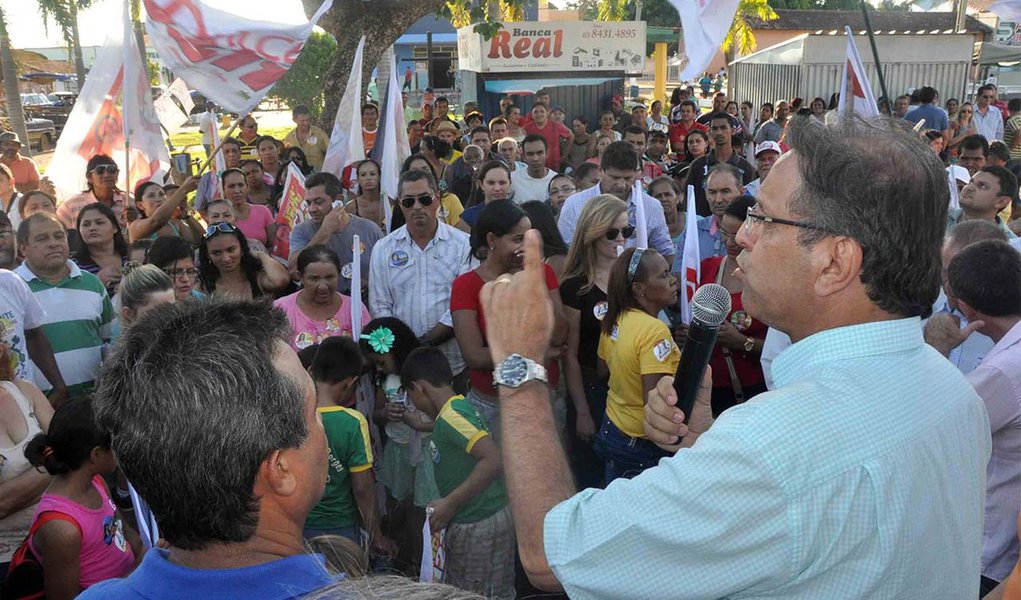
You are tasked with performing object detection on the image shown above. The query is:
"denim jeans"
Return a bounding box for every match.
[594,414,671,485]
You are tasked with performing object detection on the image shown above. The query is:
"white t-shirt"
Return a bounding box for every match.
[198,111,218,145]
[511,168,557,204]
[0,269,46,382]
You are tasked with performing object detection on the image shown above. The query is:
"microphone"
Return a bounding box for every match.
[673,283,732,424]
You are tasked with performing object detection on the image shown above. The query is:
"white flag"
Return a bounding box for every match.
[672,0,741,81]
[153,94,189,134]
[322,36,366,181]
[679,185,701,325]
[377,49,411,232]
[144,0,333,116]
[48,6,169,202]
[351,235,364,340]
[632,179,648,249]
[167,77,194,114]
[837,27,879,118]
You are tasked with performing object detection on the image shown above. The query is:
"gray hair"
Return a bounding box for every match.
[305,575,485,600]
[706,163,743,188]
[397,169,437,198]
[93,298,307,550]
[785,114,948,318]
[947,219,1009,250]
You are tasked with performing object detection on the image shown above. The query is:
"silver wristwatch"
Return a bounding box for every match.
[493,354,548,388]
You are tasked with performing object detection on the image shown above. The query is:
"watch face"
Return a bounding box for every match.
[500,355,528,385]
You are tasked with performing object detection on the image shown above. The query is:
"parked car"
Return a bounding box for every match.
[28,92,77,133]
[25,118,56,152]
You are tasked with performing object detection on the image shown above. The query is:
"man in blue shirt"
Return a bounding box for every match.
[905,86,949,139]
[84,301,339,599]
[482,115,991,599]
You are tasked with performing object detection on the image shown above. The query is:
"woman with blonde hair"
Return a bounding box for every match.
[558,194,629,489]
[115,263,175,328]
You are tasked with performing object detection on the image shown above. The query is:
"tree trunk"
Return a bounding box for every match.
[725,46,737,100]
[302,0,447,130]
[69,1,87,92]
[0,10,32,157]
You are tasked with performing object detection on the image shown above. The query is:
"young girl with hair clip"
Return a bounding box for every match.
[358,317,439,571]
[22,398,141,599]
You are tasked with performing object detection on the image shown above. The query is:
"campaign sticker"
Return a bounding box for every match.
[610,325,619,341]
[731,310,752,331]
[308,135,318,145]
[390,250,409,268]
[593,300,608,321]
[295,332,315,349]
[430,440,441,464]
[653,338,674,362]
[341,263,354,279]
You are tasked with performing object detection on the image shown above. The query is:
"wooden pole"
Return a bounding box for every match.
[196,115,243,175]
[859,0,891,112]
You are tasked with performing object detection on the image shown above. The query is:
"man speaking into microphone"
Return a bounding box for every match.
[480,115,990,599]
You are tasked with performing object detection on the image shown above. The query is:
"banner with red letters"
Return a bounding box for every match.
[144,0,333,115]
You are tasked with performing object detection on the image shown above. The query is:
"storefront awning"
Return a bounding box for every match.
[483,77,617,95]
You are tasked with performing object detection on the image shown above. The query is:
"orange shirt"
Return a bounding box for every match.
[362,128,378,155]
[1,155,40,189]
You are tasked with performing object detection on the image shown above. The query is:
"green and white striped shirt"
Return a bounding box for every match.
[15,260,113,397]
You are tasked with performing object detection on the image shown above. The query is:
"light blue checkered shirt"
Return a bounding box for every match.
[544,317,991,599]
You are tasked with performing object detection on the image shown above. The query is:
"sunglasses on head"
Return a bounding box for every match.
[400,194,435,209]
[90,164,119,176]
[204,222,238,239]
[605,225,635,241]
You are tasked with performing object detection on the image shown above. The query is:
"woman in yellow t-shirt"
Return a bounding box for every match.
[596,247,680,484]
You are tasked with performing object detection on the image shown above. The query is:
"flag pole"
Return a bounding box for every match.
[196,115,244,175]
[858,0,891,113]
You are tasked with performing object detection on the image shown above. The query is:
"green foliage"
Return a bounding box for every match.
[147,59,160,86]
[36,0,94,47]
[268,31,337,122]
[767,0,871,8]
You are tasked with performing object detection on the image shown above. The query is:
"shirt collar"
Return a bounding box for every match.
[772,317,924,389]
[394,220,448,245]
[17,259,79,282]
[984,320,1021,363]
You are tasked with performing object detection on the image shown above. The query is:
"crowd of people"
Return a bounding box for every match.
[0,76,1019,600]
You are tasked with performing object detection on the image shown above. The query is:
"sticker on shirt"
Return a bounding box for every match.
[103,515,128,552]
[390,250,410,268]
[308,135,318,145]
[652,338,674,362]
[341,263,353,279]
[324,318,342,334]
[295,332,316,349]
[592,301,608,321]
[429,440,441,464]
[610,325,619,341]
[731,310,752,332]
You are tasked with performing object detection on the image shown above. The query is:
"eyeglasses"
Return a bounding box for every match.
[744,204,834,235]
[204,222,238,238]
[399,194,435,209]
[164,267,199,280]
[90,164,119,176]
[605,225,635,241]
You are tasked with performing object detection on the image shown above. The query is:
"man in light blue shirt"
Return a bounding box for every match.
[483,115,991,599]
[905,86,950,136]
[558,141,674,263]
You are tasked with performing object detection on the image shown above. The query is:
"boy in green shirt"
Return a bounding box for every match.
[401,347,516,599]
[304,337,395,557]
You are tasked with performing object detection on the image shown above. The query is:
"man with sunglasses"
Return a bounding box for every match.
[369,169,472,392]
[489,116,990,599]
[974,84,1005,143]
[288,172,382,297]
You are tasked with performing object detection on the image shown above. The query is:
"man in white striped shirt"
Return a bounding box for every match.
[369,169,472,389]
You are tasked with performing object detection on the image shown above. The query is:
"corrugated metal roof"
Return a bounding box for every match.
[748,10,991,35]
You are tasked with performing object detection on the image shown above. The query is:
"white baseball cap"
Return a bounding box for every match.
[754,141,781,157]
[947,165,970,184]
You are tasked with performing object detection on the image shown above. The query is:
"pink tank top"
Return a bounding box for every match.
[30,475,135,589]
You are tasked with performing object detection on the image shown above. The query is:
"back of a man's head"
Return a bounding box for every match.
[948,240,1021,318]
[785,115,948,318]
[917,86,937,105]
[93,299,308,550]
[946,219,1009,251]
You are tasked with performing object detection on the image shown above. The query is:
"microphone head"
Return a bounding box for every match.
[691,283,732,326]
